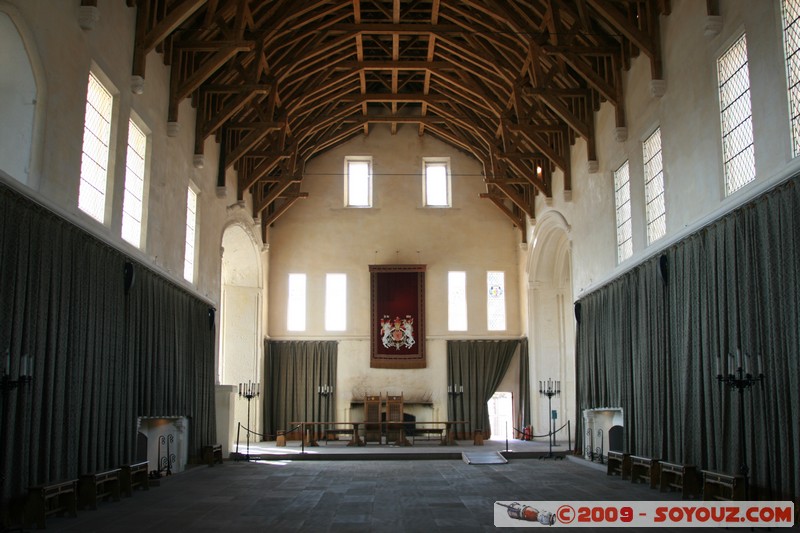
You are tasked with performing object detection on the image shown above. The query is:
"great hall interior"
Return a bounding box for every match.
[0,0,798,529]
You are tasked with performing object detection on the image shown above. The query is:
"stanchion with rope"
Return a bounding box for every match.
[234,423,301,461]
[512,421,571,460]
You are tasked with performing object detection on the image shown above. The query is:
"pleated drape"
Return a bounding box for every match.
[447,339,519,439]
[264,340,338,438]
[576,176,800,502]
[0,183,216,510]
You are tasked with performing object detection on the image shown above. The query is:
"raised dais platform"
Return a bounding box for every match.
[231,437,568,462]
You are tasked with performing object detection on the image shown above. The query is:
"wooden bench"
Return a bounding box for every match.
[701,470,745,501]
[77,468,121,510]
[202,444,223,466]
[120,461,149,497]
[630,455,660,489]
[659,461,700,499]
[24,479,78,529]
[606,451,631,479]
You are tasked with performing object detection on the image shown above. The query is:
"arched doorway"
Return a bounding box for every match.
[220,219,263,451]
[527,210,575,449]
[0,5,45,187]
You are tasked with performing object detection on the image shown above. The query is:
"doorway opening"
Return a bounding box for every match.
[488,391,513,439]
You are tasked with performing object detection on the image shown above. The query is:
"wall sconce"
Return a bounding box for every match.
[2,352,34,393]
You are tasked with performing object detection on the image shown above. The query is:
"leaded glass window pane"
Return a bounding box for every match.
[614,161,633,263]
[79,73,112,222]
[717,34,755,195]
[643,128,666,244]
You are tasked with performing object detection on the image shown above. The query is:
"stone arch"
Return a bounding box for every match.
[0,3,46,187]
[219,205,264,449]
[526,210,576,446]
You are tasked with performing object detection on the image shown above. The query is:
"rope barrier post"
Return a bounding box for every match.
[568,420,571,453]
[235,422,241,461]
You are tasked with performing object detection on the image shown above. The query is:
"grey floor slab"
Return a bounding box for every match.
[35,442,724,532]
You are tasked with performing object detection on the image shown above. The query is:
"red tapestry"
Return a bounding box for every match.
[370,264,426,369]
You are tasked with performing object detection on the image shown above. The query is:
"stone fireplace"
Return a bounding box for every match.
[582,408,623,460]
[137,416,189,475]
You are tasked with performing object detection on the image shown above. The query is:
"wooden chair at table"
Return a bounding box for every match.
[386,393,410,446]
[364,394,383,445]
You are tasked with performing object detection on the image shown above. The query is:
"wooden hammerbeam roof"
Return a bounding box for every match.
[121,0,670,239]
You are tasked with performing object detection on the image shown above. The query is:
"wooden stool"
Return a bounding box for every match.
[276,434,286,447]
[473,430,484,446]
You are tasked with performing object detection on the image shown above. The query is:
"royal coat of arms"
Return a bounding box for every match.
[380,315,415,350]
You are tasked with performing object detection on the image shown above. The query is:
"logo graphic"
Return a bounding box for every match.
[380,315,415,350]
[496,502,556,525]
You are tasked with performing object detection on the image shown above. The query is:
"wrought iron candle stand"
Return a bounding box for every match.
[1,355,34,393]
[594,429,604,464]
[317,384,333,397]
[157,434,174,477]
[539,379,562,460]
[716,352,764,501]
[239,381,260,460]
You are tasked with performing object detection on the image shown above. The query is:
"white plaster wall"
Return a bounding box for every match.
[533,0,796,300]
[0,10,36,184]
[267,126,522,421]
[2,0,231,308]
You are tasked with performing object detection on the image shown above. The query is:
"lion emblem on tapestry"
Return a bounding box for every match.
[380,315,416,350]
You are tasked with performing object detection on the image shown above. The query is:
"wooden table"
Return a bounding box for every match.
[288,420,470,447]
[290,421,364,447]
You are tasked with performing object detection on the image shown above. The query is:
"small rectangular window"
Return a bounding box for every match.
[782,0,800,156]
[121,118,147,248]
[183,186,197,283]
[487,271,506,331]
[345,157,372,207]
[287,273,307,331]
[325,273,347,331]
[448,271,467,331]
[614,161,633,263]
[423,158,450,207]
[717,33,755,195]
[79,72,113,223]
[643,128,666,244]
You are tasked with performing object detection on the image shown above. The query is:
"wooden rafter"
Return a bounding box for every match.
[128,0,669,225]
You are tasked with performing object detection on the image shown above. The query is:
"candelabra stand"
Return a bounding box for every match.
[238,381,260,460]
[716,364,764,501]
[1,354,34,393]
[317,384,333,397]
[447,384,463,396]
[539,379,561,460]
[447,384,463,439]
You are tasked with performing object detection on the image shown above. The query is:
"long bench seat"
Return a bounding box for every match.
[701,470,745,501]
[630,455,660,489]
[659,461,699,499]
[606,451,631,479]
[24,479,78,529]
[120,461,149,497]
[78,468,121,510]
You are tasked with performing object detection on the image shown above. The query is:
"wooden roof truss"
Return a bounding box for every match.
[125,0,669,240]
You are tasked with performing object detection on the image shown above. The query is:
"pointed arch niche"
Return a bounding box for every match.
[0,4,45,187]
[220,216,263,449]
[527,211,576,445]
